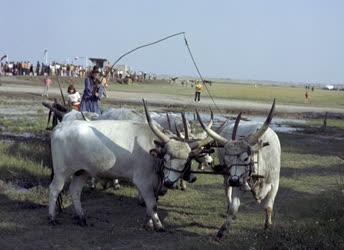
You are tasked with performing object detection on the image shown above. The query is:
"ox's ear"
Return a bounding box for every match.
[153,140,165,148]
[250,140,270,153]
[150,149,161,158]
[251,174,265,179]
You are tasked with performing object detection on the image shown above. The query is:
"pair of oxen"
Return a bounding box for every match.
[48,100,280,239]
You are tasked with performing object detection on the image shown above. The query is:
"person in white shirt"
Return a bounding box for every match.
[67,84,81,110]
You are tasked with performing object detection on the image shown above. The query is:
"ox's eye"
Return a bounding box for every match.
[164,154,171,162]
[240,152,249,162]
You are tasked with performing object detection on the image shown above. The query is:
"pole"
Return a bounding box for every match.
[44,49,48,65]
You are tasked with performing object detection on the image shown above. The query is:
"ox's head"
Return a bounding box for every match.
[174,112,215,170]
[143,100,213,188]
[197,99,275,188]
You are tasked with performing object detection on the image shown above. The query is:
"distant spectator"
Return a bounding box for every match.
[304,91,310,104]
[194,80,203,102]
[36,61,40,76]
[29,64,34,76]
[42,76,52,97]
[67,84,81,110]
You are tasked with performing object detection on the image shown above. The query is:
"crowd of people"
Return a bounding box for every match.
[0,61,158,83]
[0,61,88,77]
[0,61,202,106]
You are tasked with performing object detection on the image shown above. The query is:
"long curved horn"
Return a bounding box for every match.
[166,113,172,130]
[196,109,228,146]
[189,136,213,150]
[207,109,213,129]
[181,112,189,140]
[174,123,183,139]
[232,112,242,140]
[247,99,275,145]
[143,99,170,143]
[80,111,90,122]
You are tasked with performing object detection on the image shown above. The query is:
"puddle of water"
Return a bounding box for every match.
[170,111,303,134]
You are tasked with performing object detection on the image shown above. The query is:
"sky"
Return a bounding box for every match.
[1,0,343,83]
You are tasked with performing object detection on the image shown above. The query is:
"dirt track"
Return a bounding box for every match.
[0,82,343,118]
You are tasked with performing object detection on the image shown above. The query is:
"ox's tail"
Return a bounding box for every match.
[48,144,63,212]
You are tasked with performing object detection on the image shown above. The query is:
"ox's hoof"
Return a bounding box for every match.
[77,216,87,227]
[155,227,166,233]
[48,216,60,226]
[144,219,154,231]
[264,223,272,230]
[216,230,224,240]
[73,215,87,227]
[216,225,227,239]
[138,200,146,207]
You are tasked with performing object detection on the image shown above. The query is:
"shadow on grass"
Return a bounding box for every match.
[0,164,50,188]
[279,132,344,156]
[0,188,204,249]
[0,181,343,249]
[282,165,344,178]
[243,188,344,249]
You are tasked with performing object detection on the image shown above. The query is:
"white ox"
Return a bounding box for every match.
[49,101,211,230]
[100,108,191,135]
[197,100,281,239]
[100,108,213,169]
[61,108,213,190]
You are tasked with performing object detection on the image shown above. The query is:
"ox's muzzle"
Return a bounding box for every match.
[163,179,176,189]
[163,160,197,188]
[227,176,241,187]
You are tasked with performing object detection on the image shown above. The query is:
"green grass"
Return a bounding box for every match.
[0,142,51,188]
[106,82,344,108]
[0,116,47,133]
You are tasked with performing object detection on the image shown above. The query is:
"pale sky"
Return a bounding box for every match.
[1,0,343,83]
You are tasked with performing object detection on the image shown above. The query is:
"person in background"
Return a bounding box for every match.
[67,84,81,110]
[99,72,109,98]
[36,61,40,76]
[80,66,103,114]
[194,80,203,102]
[42,76,52,97]
[304,91,310,104]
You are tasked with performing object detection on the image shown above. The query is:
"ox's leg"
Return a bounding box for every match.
[137,190,145,207]
[113,178,121,189]
[217,186,241,239]
[180,179,187,191]
[137,184,164,232]
[49,175,66,224]
[263,182,279,229]
[69,171,90,226]
[90,177,96,189]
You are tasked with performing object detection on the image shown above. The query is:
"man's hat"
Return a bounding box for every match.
[92,66,100,73]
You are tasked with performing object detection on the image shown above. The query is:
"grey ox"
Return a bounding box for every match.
[197,99,281,239]
[49,100,211,231]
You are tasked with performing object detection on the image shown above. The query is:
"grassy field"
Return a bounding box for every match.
[0,116,343,249]
[106,82,344,108]
[7,76,344,108]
